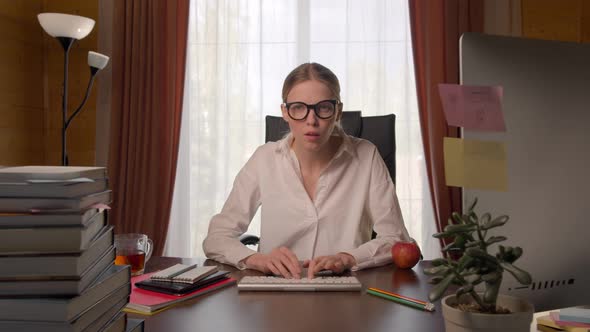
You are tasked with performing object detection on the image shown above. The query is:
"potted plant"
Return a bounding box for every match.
[424,198,534,332]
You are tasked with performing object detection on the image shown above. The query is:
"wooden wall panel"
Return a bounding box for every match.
[0,0,45,165]
[522,0,590,43]
[0,0,98,166]
[582,0,590,42]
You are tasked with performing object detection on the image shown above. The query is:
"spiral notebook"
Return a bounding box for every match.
[150,264,218,284]
[136,270,231,295]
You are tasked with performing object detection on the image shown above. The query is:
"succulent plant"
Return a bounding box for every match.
[424,198,532,313]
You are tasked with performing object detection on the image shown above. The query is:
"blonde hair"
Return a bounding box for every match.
[281,63,341,103]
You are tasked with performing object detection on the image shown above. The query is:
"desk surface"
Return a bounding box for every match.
[129,257,445,332]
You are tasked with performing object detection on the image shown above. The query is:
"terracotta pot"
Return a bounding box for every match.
[441,293,534,332]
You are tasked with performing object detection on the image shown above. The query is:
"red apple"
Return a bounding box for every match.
[391,240,421,269]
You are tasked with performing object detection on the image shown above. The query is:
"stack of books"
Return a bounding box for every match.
[537,308,590,332]
[0,166,138,331]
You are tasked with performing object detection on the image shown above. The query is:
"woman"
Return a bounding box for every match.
[203,63,410,279]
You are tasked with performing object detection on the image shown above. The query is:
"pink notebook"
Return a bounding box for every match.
[125,271,236,315]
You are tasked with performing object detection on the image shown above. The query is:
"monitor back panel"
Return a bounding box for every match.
[460,33,590,312]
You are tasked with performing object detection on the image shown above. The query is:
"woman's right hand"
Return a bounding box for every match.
[243,247,302,278]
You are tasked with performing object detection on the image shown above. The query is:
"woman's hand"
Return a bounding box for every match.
[243,247,302,278]
[305,253,356,279]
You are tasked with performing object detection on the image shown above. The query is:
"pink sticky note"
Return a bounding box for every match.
[438,84,506,132]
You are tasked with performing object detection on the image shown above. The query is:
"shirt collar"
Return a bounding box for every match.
[274,126,357,159]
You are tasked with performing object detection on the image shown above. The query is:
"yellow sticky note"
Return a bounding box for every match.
[443,137,465,188]
[443,137,508,191]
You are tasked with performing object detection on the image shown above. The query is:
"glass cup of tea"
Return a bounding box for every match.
[114,233,153,276]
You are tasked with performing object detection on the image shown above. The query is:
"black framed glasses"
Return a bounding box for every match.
[284,99,339,120]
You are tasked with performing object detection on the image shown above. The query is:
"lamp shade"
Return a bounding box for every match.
[88,51,110,70]
[38,13,95,40]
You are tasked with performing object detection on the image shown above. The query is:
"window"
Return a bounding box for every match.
[165,0,440,260]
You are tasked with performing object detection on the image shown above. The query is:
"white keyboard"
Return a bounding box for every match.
[238,276,362,292]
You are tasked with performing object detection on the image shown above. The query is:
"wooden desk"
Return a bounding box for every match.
[129,257,445,332]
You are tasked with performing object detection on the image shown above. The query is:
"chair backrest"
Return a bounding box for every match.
[265,111,396,184]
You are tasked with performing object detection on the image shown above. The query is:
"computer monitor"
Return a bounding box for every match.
[460,33,590,312]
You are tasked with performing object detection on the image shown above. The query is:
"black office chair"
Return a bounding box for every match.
[239,111,396,246]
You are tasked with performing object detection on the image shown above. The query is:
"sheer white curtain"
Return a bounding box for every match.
[165,0,441,260]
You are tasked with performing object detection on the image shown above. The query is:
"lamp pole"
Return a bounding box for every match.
[57,37,76,166]
[65,68,99,136]
[38,13,107,166]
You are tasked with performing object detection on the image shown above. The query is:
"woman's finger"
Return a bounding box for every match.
[302,259,310,268]
[279,247,301,275]
[320,257,337,271]
[307,259,317,279]
[330,259,345,273]
[278,255,300,278]
[309,256,330,277]
[266,261,281,276]
[271,258,292,278]
[278,248,301,278]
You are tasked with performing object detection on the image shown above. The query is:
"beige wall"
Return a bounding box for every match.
[0,0,98,166]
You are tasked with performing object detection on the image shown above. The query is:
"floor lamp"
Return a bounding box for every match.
[38,13,110,166]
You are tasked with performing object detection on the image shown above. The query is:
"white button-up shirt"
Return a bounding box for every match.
[203,127,410,270]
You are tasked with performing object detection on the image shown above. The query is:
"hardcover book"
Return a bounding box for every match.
[0,190,111,213]
[0,225,113,278]
[0,211,107,254]
[0,178,109,198]
[0,264,130,321]
[0,246,115,296]
[126,318,145,332]
[99,311,126,332]
[0,166,106,182]
[0,208,103,228]
[0,284,129,332]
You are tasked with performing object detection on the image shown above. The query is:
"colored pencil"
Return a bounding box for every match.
[366,289,435,312]
[368,287,428,306]
[372,287,435,311]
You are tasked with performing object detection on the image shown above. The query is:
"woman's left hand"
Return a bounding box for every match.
[304,253,356,279]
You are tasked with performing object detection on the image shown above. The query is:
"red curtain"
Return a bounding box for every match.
[109,0,189,255]
[408,0,484,249]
